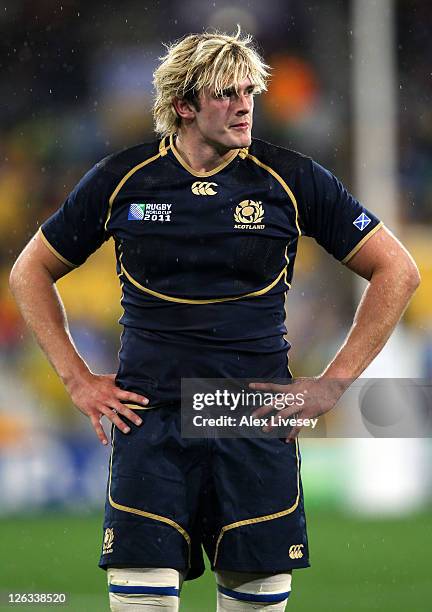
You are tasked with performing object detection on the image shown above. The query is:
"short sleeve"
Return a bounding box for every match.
[40,158,115,267]
[296,159,382,263]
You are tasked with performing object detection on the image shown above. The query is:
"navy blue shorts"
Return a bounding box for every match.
[99,403,310,580]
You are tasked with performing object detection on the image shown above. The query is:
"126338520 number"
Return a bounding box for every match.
[8,593,67,604]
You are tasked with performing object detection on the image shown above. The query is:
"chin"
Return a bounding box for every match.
[227,131,252,149]
[239,134,252,147]
[213,131,251,152]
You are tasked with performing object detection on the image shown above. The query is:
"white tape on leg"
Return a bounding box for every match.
[216,571,292,611]
[108,567,182,611]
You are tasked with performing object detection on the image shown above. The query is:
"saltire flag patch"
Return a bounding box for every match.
[353,213,371,231]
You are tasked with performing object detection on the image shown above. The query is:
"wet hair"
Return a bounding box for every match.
[152,26,270,136]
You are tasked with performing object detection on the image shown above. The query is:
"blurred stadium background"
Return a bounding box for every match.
[1,0,431,610]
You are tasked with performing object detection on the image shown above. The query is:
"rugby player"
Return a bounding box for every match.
[10,28,420,611]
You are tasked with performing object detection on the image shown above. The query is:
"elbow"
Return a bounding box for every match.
[9,259,21,293]
[9,253,28,295]
[403,258,421,295]
[410,264,421,292]
[9,260,23,298]
[374,252,421,297]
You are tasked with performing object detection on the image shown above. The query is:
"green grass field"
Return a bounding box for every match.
[1,510,431,611]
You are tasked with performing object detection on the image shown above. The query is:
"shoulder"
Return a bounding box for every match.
[247,138,312,175]
[94,140,161,179]
[67,140,161,198]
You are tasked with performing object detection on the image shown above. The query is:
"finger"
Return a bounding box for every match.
[98,404,131,434]
[106,399,143,427]
[262,412,284,433]
[286,425,302,443]
[251,404,276,418]
[252,400,301,419]
[262,410,303,435]
[90,415,109,445]
[262,422,274,433]
[116,389,149,406]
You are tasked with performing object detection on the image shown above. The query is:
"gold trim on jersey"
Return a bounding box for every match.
[283,246,290,287]
[159,136,171,157]
[244,153,302,237]
[213,438,300,566]
[169,134,239,178]
[108,426,191,563]
[38,228,77,268]
[119,251,290,304]
[342,221,384,264]
[104,151,166,231]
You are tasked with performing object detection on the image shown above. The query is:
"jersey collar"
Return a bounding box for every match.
[164,133,243,178]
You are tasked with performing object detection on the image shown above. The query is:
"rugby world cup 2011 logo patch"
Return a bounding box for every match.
[234,200,265,229]
[128,202,172,222]
[128,203,146,220]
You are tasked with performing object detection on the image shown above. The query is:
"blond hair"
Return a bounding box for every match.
[152,27,270,137]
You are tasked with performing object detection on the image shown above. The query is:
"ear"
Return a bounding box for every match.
[172,97,198,121]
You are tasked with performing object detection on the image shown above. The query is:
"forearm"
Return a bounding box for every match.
[10,261,90,386]
[322,263,419,380]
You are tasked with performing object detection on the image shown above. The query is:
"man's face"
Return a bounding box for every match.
[193,77,255,151]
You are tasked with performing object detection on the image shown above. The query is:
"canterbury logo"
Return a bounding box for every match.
[289,544,304,559]
[103,527,114,554]
[234,200,264,224]
[191,181,218,196]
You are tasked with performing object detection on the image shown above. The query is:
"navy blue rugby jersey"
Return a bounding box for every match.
[40,135,382,404]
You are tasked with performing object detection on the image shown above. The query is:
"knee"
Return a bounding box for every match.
[107,567,182,611]
[216,570,292,611]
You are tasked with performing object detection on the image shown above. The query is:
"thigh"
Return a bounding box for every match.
[98,405,206,578]
[204,437,310,574]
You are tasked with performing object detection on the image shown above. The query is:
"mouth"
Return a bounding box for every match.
[230,122,249,130]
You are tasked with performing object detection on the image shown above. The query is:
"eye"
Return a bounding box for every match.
[214,88,234,99]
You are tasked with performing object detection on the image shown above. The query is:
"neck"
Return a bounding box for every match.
[173,130,237,174]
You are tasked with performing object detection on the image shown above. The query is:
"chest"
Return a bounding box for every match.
[106,158,300,291]
[107,164,298,244]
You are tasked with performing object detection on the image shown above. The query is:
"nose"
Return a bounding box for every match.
[235,91,252,115]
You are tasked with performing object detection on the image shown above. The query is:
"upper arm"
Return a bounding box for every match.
[11,230,74,283]
[39,159,115,269]
[294,159,381,262]
[293,159,419,288]
[345,225,420,284]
